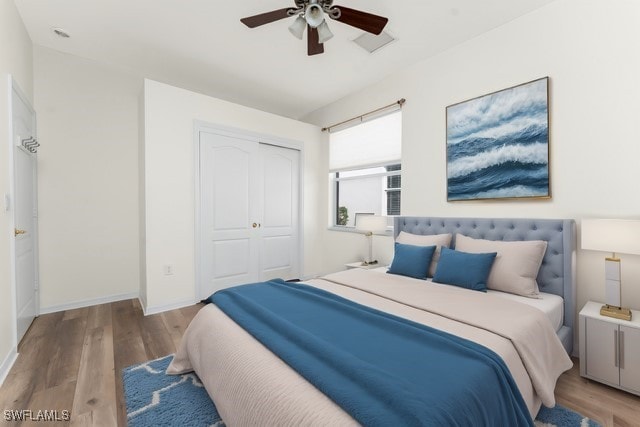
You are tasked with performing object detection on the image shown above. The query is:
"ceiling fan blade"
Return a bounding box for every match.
[307,25,324,56]
[240,8,294,28]
[331,5,388,35]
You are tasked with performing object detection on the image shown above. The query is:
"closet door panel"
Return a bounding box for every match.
[212,147,251,230]
[198,131,301,297]
[199,132,260,297]
[259,144,300,281]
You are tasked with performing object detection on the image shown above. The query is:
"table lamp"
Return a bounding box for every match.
[581,219,640,320]
[355,215,388,265]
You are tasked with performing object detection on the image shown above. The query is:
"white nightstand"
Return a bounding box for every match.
[579,301,640,396]
[345,262,385,270]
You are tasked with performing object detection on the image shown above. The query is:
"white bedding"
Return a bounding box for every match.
[169,269,572,425]
[488,289,564,332]
[371,267,565,333]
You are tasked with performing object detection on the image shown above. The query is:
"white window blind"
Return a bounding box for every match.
[329,111,402,172]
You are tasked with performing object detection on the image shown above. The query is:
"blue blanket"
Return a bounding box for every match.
[208,280,533,427]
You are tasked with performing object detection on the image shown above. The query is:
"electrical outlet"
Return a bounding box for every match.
[163,265,173,275]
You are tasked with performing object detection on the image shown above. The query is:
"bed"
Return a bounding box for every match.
[169,216,576,426]
[393,216,576,354]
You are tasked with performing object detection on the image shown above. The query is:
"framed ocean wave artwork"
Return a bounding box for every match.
[446,77,550,201]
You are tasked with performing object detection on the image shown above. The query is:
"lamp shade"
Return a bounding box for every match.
[305,3,324,28]
[581,219,640,255]
[288,16,307,39]
[316,20,333,43]
[355,215,388,233]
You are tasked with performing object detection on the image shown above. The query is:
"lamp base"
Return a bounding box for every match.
[600,304,632,321]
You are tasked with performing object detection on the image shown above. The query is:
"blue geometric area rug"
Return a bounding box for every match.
[123,355,600,427]
[535,405,601,427]
[123,355,224,427]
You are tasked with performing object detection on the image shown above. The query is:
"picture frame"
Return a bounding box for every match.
[446,77,550,202]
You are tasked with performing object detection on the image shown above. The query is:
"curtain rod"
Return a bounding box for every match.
[321,98,406,132]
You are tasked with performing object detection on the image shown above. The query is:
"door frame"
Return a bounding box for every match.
[193,120,304,300]
[8,76,40,349]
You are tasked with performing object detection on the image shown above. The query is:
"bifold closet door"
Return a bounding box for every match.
[259,143,300,282]
[199,132,300,298]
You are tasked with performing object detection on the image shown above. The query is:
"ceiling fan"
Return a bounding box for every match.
[240,0,389,56]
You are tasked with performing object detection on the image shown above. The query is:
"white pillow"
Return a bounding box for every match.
[454,234,547,298]
[396,231,452,277]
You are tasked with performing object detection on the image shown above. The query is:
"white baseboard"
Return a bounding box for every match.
[138,294,147,313]
[0,347,18,387]
[143,299,197,316]
[39,292,140,315]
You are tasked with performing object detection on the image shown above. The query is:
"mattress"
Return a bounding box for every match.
[371,267,564,333]
[488,289,564,333]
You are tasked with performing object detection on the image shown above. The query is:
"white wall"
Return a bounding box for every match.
[142,79,324,312]
[0,0,33,378]
[34,46,142,311]
[303,0,640,317]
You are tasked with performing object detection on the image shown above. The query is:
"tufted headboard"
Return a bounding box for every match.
[394,216,576,354]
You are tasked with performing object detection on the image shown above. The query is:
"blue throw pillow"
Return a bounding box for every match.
[432,247,497,292]
[387,243,436,280]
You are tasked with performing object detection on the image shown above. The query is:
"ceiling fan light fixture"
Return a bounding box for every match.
[316,20,333,43]
[288,15,307,39]
[305,3,324,28]
[240,1,389,56]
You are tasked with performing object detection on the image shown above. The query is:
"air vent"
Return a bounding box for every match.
[52,27,70,38]
[353,31,395,54]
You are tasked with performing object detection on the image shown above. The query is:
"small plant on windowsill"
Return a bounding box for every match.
[337,206,349,226]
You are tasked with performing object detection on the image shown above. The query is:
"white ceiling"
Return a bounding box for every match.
[15,0,556,119]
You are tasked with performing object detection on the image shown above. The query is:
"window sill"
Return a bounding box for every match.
[327,226,393,236]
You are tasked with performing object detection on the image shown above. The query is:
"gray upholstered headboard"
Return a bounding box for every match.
[394,216,576,354]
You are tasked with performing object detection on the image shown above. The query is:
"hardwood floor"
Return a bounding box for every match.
[1,299,638,426]
[555,363,640,427]
[0,299,201,426]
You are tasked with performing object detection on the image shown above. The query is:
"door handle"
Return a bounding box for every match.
[614,330,619,368]
[619,330,624,369]
[14,229,26,236]
[251,223,262,229]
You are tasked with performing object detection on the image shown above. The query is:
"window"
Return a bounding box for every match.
[329,111,402,228]
[334,164,401,226]
[385,164,401,216]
